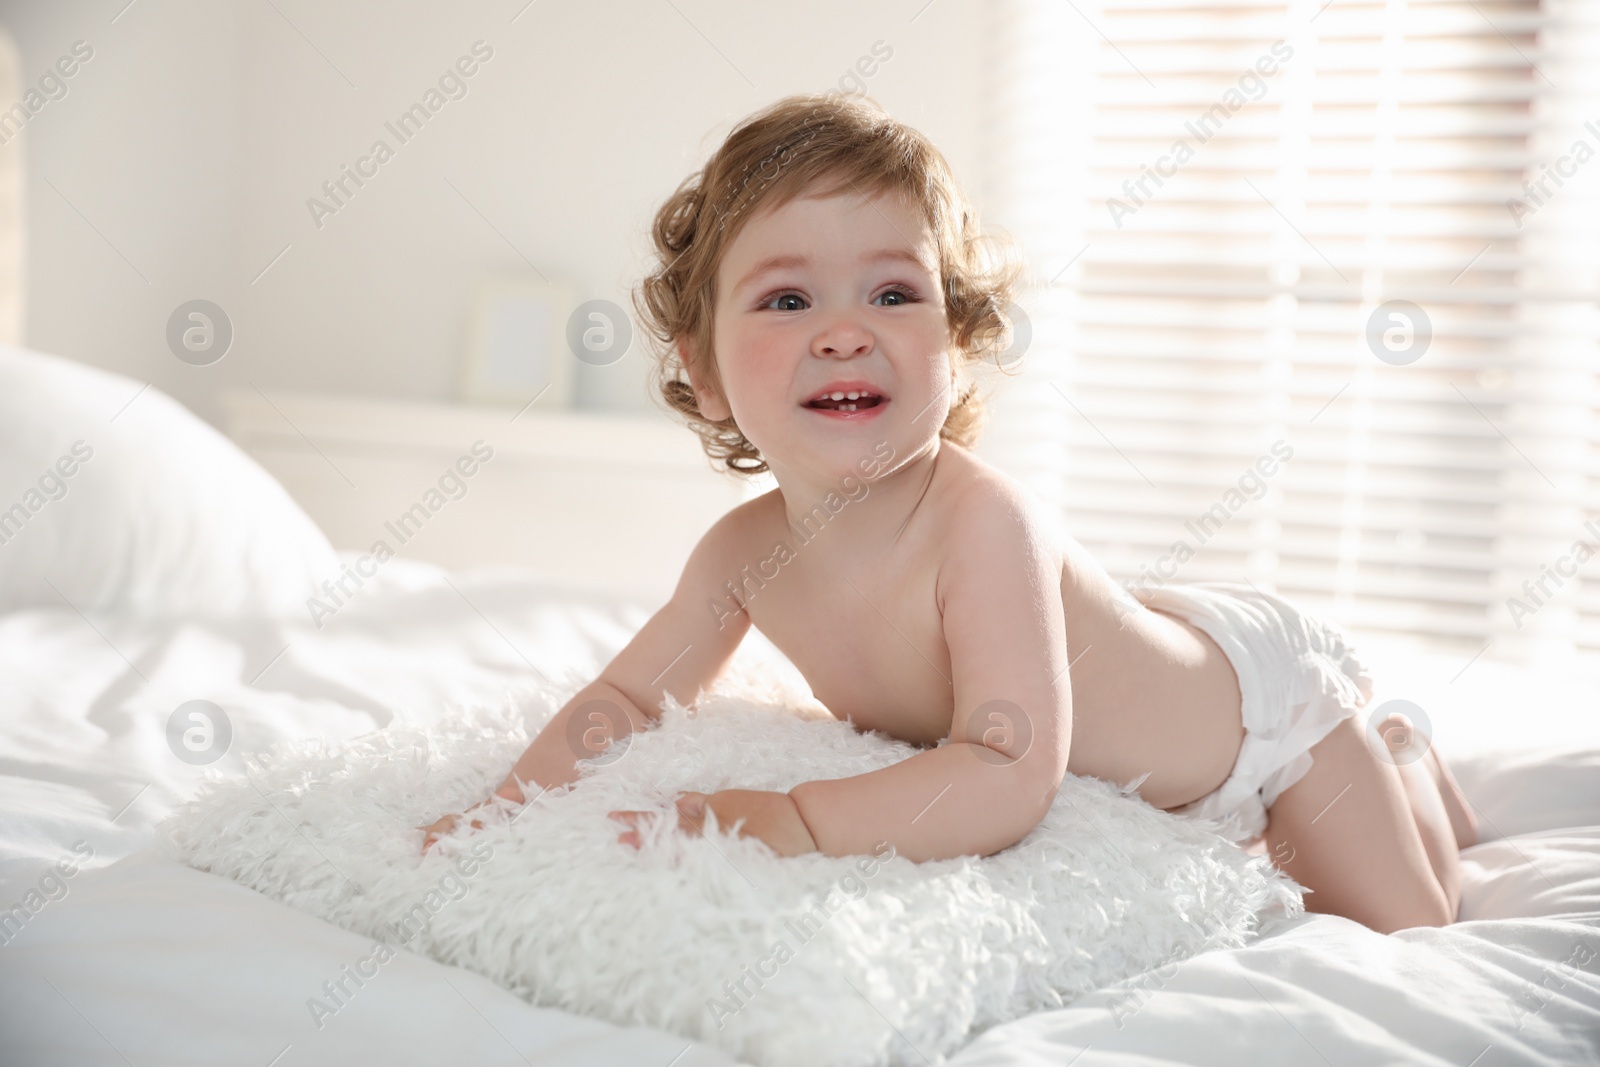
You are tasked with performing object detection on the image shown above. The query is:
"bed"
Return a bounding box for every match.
[1,37,1597,1067]
[2,523,1599,1065]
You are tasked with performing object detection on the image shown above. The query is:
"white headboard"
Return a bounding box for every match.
[222,388,770,604]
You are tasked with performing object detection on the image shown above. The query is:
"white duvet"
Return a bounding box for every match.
[2,555,1599,1066]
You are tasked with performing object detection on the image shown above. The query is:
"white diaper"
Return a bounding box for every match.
[1132,581,1376,845]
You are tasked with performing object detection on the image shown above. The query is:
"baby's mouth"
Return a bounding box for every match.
[804,393,886,413]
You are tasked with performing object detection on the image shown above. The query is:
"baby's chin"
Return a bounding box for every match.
[764,431,904,488]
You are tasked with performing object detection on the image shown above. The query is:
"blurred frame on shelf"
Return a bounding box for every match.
[459,274,576,408]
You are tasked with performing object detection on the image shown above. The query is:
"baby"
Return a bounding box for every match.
[423,94,1478,935]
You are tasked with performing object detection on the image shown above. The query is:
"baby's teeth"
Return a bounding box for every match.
[829,392,845,401]
[842,403,858,412]
[845,391,861,400]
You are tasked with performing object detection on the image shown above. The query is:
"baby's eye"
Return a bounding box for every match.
[875,286,920,307]
[763,291,808,312]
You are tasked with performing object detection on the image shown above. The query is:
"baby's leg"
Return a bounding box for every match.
[1261,715,1457,933]
[1406,725,1479,851]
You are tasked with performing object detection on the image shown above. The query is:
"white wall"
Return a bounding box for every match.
[0,0,994,430]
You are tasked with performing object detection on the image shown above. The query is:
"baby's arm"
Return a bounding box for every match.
[421,504,758,847]
[789,489,1072,862]
[500,504,764,791]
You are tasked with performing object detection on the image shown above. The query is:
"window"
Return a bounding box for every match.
[979,0,1600,664]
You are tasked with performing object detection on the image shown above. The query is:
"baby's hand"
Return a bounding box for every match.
[609,789,819,857]
[419,809,475,852]
[419,783,528,853]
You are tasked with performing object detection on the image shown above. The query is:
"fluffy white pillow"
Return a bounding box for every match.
[159,676,1304,1067]
[0,344,337,617]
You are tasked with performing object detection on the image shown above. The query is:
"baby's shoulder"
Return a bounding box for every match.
[930,447,1069,610]
[935,445,1066,546]
[674,491,787,607]
[701,488,784,548]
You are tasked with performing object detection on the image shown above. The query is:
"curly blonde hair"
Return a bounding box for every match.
[633,93,1026,478]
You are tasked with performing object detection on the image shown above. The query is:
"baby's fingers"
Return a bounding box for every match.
[419,814,454,854]
[609,809,649,848]
[418,812,459,836]
[417,811,492,854]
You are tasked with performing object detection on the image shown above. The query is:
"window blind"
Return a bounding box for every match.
[977,0,1600,665]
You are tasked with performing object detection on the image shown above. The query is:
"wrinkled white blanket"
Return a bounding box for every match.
[159,671,1301,1067]
[8,560,1599,1065]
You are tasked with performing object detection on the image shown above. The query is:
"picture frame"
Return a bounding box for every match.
[458,274,576,408]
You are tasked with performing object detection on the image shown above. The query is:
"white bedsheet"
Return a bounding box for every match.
[2,556,1597,1065]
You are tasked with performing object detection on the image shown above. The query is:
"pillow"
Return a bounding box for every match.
[0,344,338,617]
[1459,828,1600,921]
[1450,746,1600,842]
[159,678,1304,1067]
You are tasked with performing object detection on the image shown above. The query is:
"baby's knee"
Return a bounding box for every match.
[1369,881,1454,934]
[1381,903,1454,934]
[1372,709,1426,763]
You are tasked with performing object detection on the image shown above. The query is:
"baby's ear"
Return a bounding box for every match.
[679,339,732,421]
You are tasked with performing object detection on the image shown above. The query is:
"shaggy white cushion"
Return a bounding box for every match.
[159,669,1304,1067]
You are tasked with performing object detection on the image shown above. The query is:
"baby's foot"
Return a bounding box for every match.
[1378,712,1479,849]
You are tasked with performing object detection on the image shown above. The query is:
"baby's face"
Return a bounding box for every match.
[699,183,952,481]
